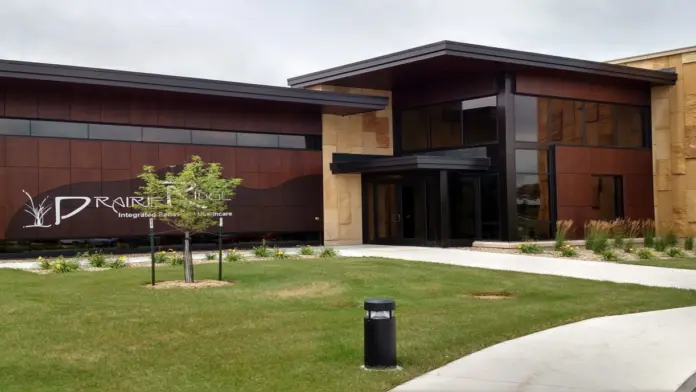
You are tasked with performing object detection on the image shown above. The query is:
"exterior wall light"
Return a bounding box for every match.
[364,298,397,369]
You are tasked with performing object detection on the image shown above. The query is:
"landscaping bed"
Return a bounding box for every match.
[2,258,696,392]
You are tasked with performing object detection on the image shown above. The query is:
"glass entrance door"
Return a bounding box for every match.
[365,174,427,245]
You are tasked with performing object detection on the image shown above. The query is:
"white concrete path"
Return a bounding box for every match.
[336,245,696,290]
[390,306,696,392]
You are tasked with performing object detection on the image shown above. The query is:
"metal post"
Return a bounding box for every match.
[218,217,223,281]
[149,218,155,286]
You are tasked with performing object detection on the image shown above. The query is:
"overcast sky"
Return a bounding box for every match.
[0,0,694,86]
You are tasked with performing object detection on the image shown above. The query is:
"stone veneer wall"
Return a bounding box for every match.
[310,86,393,245]
[614,51,696,235]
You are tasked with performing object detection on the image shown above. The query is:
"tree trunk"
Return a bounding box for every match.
[184,231,194,283]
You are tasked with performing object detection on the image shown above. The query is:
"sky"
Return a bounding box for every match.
[0,0,694,87]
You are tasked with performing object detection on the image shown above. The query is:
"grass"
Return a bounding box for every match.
[2,258,696,392]
[614,257,696,270]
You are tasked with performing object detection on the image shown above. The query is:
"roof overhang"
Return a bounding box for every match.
[0,59,388,116]
[330,153,490,174]
[289,41,678,89]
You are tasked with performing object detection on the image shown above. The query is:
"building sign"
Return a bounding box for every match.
[22,185,232,229]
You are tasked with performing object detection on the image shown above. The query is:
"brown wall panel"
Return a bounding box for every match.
[0,136,6,167]
[0,136,322,240]
[38,89,70,120]
[39,139,70,168]
[555,146,653,236]
[6,137,38,167]
[516,72,650,106]
[394,73,498,109]
[70,140,102,169]
[5,88,38,118]
[0,87,5,116]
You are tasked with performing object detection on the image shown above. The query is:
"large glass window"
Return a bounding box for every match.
[480,175,500,239]
[516,149,551,240]
[514,95,547,142]
[400,96,497,151]
[585,103,614,146]
[515,95,648,148]
[615,106,646,148]
[549,99,583,144]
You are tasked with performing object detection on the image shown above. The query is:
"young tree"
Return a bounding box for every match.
[134,156,241,283]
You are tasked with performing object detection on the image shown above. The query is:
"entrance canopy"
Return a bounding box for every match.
[330,153,490,174]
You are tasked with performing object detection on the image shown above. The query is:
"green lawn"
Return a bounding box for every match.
[615,257,696,270]
[2,258,696,392]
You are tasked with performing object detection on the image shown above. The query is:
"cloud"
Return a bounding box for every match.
[0,0,693,86]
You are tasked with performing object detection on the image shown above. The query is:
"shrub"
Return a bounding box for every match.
[613,236,625,249]
[170,254,184,266]
[590,234,610,255]
[601,250,619,262]
[38,256,51,270]
[224,249,245,262]
[82,251,108,268]
[653,237,668,252]
[642,219,655,247]
[686,237,694,251]
[154,251,169,264]
[554,220,574,250]
[667,248,685,258]
[205,253,216,261]
[637,248,654,260]
[272,248,290,259]
[108,256,127,269]
[585,220,611,251]
[624,238,635,253]
[299,245,315,256]
[665,231,678,247]
[319,247,338,258]
[252,240,272,258]
[558,244,578,257]
[50,256,80,273]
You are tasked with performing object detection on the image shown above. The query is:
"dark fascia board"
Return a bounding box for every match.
[288,40,678,87]
[330,153,490,174]
[0,59,388,113]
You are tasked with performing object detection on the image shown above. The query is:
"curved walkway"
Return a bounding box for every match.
[336,245,696,290]
[390,306,696,392]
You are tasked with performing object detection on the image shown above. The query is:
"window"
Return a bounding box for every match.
[591,175,623,220]
[89,124,142,141]
[615,106,646,148]
[514,95,546,142]
[192,130,237,146]
[278,135,307,149]
[237,132,279,148]
[429,102,461,149]
[461,96,497,145]
[0,118,30,136]
[585,103,614,146]
[0,117,319,150]
[480,175,500,239]
[401,107,429,150]
[399,96,497,151]
[549,99,583,144]
[31,120,88,138]
[143,127,192,144]
[514,95,648,149]
[516,149,550,240]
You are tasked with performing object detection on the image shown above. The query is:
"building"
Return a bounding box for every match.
[0,40,690,256]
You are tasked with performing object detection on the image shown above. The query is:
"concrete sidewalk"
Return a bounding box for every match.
[390,306,696,392]
[336,245,696,290]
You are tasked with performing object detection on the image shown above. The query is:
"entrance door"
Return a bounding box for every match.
[367,175,426,245]
[448,174,482,245]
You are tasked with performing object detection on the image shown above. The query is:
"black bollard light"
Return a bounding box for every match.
[364,298,397,369]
